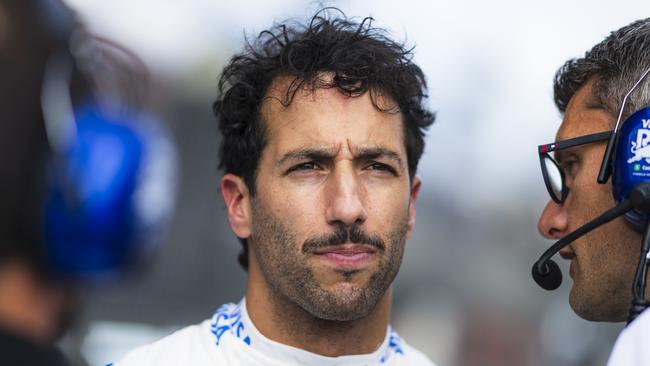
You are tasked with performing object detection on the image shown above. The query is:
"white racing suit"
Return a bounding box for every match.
[114,298,436,366]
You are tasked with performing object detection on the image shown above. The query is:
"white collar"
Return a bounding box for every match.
[210,298,405,365]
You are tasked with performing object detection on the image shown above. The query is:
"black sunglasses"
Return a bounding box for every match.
[538,131,612,204]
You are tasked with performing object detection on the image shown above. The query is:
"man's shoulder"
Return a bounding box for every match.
[112,301,251,366]
[607,308,650,365]
[113,319,218,366]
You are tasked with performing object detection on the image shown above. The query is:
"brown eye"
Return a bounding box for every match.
[560,159,578,178]
[286,162,321,174]
[366,162,398,175]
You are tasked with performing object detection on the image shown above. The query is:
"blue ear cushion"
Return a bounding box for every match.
[612,106,650,231]
[43,105,144,276]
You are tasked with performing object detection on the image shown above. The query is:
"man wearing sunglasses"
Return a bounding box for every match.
[537,18,650,365]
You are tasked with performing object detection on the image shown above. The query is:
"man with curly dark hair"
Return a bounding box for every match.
[118,9,436,365]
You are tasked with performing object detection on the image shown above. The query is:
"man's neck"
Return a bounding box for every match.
[245,272,391,356]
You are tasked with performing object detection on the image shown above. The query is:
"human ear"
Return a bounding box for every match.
[221,174,252,239]
[406,176,421,239]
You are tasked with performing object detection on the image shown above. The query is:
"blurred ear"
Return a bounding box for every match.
[406,176,421,239]
[221,174,252,240]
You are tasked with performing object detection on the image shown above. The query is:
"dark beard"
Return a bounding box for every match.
[249,202,407,322]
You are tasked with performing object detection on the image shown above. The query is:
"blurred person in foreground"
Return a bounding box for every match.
[0,0,175,364]
[116,9,437,366]
[536,18,650,365]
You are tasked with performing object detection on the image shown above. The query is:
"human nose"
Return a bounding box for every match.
[324,166,368,226]
[538,199,568,240]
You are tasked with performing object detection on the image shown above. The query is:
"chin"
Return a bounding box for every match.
[303,298,372,322]
[569,287,629,322]
[299,283,381,322]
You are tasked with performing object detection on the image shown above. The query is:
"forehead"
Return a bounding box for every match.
[259,77,405,155]
[556,79,614,141]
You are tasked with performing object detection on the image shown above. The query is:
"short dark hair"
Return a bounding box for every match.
[554,18,650,121]
[213,9,435,270]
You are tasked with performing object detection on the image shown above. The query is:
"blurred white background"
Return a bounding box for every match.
[59,1,650,365]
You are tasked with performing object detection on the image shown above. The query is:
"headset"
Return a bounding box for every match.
[532,66,650,324]
[602,68,650,227]
[36,0,177,278]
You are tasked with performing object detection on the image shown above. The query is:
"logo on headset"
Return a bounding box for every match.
[627,119,650,164]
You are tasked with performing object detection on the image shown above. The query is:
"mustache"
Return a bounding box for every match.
[302,224,385,253]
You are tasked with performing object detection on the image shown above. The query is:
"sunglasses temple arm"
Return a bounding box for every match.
[597,132,617,184]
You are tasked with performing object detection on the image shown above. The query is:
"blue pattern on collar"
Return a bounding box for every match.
[210,302,251,346]
[379,329,405,363]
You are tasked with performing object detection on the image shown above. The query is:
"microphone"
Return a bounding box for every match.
[532,183,650,290]
[532,199,634,290]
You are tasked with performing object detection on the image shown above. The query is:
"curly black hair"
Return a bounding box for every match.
[213,8,435,269]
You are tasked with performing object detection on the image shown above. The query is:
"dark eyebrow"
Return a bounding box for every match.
[354,147,404,169]
[276,146,404,169]
[276,148,337,167]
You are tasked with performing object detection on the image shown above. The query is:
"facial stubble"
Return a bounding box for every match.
[249,200,407,322]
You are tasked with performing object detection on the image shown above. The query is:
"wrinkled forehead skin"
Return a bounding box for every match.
[258,74,407,168]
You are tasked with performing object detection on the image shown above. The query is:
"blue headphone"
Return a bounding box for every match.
[38,0,177,278]
[602,67,650,231]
